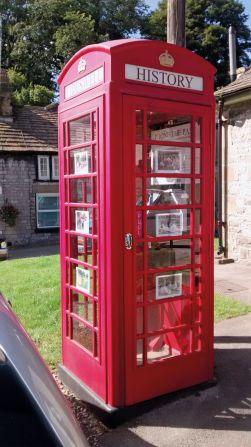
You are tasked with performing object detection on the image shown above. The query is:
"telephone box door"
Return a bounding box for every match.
[123,96,214,405]
[59,95,106,401]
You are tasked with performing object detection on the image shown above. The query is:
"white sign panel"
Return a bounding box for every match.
[125,64,203,91]
[65,66,104,99]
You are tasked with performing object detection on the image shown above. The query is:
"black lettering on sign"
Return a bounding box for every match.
[137,67,146,81]
[152,70,159,83]
[185,76,193,89]
[177,75,185,88]
[167,73,177,86]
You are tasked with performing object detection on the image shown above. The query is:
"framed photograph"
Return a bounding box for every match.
[75,210,90,234]
[74,150,89,174]
[76,267,90,294]
[156,212,183,236]
[156,273,182,300]
[155,148,182,173]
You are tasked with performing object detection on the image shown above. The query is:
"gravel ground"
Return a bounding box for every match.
[53,372,109,446]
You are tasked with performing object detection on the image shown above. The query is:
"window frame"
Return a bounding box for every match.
[37,155,50,181]
[52,155,59,180]
[36,192,59,229]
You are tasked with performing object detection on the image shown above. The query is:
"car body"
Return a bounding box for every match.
[0,292,89,447]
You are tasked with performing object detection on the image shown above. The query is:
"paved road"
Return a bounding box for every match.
[100,313,251,447]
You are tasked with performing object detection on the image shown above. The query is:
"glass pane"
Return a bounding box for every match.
[136,243,144,271]
[147,328,191,363]
[93,271,99,296]
[70,178,92,203]
[69,235,93,264]
[147,112,192,142]
[38,156,49,179]
[92,240,98,267]
[94,332,99,358]
[37,195,59,210]
[92,112,97,140]
[69,115,91,145]
[94,301,99,327]
[37,211,59,228]
[136,275,144,303]
[137,307,144,334]
[52,156,59,179]
[194,297,202,322]
[146,179,191,204]
[148,240,191,268]
[195,268,202,293]
[147,209,190,237]
[148,146,191,174]
[195,209,201,234]
[92,208,98,235]
[136,144,143,172]
[195,148,201,174]
[136,178,143,205]
[148,270,191,301]
[71,292,93,324]
[193,324,202,351]
[148,299,191,331]
[93,144,97,172]
[195,179,201,204]
[195,118,202,143]
[137,339,144,366]
[72,318,93,353]
[136,110,143,139]
[194,238,201,264]
[70,147,91,175]
[66,314,70,337]
[71,207,93,234]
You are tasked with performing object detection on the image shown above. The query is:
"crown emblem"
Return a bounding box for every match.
[78,57,87,73]
[159,51,175,67]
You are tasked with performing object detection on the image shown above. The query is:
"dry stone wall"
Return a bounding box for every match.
[0,153,59,246]
[226,102,251,261]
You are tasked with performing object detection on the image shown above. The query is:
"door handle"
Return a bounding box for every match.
[124,233,133,250]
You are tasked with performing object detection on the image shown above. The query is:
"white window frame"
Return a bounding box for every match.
[52,156,59,180]
[38,155,50,181]
[36,193,59,229]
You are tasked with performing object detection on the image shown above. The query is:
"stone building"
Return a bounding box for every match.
[0,69,59,246]
[215,67,251,262]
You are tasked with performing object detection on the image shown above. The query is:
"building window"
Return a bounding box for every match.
[37,155,58,181]
[52,156,59,180]
[38,156,50,180]
[36,193,59,229]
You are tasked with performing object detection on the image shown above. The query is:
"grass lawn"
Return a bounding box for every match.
[0,254,250,368]
[214,293,251,323]
[0,255,60,368]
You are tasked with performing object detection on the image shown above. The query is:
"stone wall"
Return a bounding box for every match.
[0,153,59,246]
[224,101,251,261]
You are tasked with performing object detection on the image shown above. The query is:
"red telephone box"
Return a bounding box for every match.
[57,39,216,411]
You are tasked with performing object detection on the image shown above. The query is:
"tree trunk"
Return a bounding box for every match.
[167,0,186,47]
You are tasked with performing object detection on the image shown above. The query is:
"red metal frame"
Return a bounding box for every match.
[123,96,214,404]
[58,39,215,408]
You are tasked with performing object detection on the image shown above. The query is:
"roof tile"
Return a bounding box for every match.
[0,106,58,152]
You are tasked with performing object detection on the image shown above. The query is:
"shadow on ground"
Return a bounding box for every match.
[100,334,251,446]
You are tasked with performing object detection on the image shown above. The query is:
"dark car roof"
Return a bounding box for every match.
[0,293,88,446]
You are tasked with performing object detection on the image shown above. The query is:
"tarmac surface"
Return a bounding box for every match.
[100,258,251,447]
[5,244,251,446]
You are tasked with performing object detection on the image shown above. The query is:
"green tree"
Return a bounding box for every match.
[142,0,251,87]
[7,68,54,106]
[1,0,149,96]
